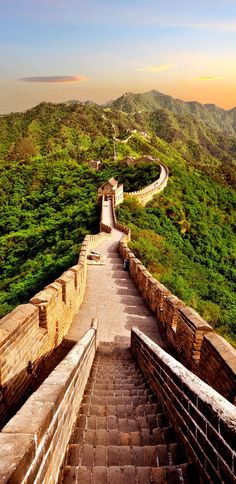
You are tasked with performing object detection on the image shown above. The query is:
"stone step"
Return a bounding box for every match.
[66,443,187,468]
[60,463,196,483]
[91,364,140,371]
[82,393,157,406]
[74,413,171,435]
[89,370,144,378]
[85,382,149,391]
[87,388,152,397]
[86,376,147,385]
[72,427,178,447]
[80,403,162,418]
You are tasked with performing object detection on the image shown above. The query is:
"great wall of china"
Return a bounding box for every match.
[0,162,235,483]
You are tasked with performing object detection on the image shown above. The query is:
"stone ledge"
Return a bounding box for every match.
[179,307,213,332]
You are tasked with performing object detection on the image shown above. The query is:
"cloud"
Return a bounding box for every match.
[137,63,176,73]
[20,75,88,83]
[185,21,236,31]
[193,76,224,81]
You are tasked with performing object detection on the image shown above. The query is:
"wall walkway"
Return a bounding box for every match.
[67,199,165,348]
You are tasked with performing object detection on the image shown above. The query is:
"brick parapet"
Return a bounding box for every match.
[0,320,97,483]
[125,162,169,206]
[131,327,236,483]
[117,221,236,403]
[199,333,236,404]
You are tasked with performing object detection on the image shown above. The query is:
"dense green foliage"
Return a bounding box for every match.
[0,93,235,346]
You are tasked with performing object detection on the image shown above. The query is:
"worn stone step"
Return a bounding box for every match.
[82,393,157,406]
[85,382,149,392]
[92,359,137,366]
[88,372,146,385]
[66,443,187,468]
[73,413,172,436]
[80,403,162,418]
[88,370,144,378]
[60,463,196,483]
[88,388,152,397]
[91,366,139,373]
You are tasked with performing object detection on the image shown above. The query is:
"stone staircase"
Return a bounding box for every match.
[59,344,197,483]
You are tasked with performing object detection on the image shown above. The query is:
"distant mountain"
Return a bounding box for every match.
[107,90,236,136]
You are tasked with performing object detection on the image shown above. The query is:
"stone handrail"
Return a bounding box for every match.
[125,162,169,205]
[131,327,236,483]
[111,197,131,241]
[0,318,98,483]
[118,225,236,404]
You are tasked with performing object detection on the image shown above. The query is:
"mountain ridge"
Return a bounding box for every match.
[106,90,236,136]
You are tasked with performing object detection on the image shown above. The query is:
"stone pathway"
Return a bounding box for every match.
[67,200,164,347]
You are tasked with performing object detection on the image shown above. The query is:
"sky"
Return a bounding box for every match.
[0,0,236,113]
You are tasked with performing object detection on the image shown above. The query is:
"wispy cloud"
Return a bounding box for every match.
[193,76,224,81]
[136,63,176,73]
[20,75,88,83]
[185,21,236,32]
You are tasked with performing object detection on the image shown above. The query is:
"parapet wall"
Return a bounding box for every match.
[125,162,169,205]
[0,229,111,427]
[118,237,236,404]
[132,328,236,483]
[0,319,98,483]
[99,195,112,233]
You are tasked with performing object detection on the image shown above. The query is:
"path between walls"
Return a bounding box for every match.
[67,199,165,347]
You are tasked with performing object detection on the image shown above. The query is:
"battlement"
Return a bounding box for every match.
[118,235,236,404]
[125,162,169,205]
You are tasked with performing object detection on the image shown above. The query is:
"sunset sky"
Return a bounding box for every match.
[1,0,236,113]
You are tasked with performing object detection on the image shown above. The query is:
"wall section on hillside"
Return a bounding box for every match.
[118,231,236,404]
[125,162,169,205]
[0,227,111,427]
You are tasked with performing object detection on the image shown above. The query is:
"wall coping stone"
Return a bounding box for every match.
[165,294,185,308]
[179,306,213,332]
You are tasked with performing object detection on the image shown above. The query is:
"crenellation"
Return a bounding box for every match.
[119,226,236,402]
[126,163,169,206]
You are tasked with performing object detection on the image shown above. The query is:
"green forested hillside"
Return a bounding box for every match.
[108,90,236,137]
[0,94,235,344]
